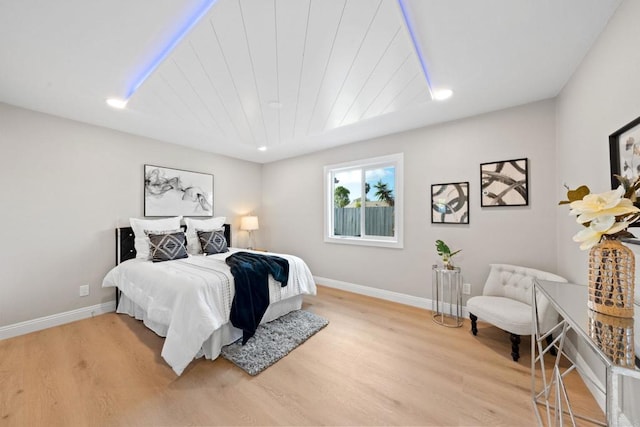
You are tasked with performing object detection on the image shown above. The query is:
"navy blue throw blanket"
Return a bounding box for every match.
[225,252,289,344]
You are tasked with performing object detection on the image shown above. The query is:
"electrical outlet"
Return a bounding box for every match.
[79,284,89,297]
[462,283,471,295]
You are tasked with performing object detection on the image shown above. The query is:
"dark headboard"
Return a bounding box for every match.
[115,223,232,265]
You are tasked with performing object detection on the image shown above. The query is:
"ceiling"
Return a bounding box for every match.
[0,0,621,163]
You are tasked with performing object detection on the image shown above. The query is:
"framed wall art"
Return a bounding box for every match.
[609,116,640,227]
[609,115,640,188]
[480,158,528,207]
[144,165,213,217]
[431,182,469,224]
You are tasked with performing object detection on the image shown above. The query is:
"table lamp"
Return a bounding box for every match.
[240,216,259,249]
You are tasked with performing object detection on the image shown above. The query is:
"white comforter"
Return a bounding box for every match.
[102,248,316,375]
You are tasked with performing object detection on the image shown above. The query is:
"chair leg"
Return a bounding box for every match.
[470,313,478,336]
[546,334,557,356]
[510,333,521,361]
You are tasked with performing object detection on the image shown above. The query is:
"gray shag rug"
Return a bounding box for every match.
[221,310,329,376]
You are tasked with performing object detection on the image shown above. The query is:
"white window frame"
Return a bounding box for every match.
[324,153,403,249]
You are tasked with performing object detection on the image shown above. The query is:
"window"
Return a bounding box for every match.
[324,153,403,248]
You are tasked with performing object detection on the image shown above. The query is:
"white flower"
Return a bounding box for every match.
[572,215,631,250]
[569,185,639,224]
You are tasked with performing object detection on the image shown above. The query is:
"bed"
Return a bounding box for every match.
[102,223,316,375]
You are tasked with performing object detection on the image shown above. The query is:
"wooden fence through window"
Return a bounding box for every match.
[333,207,394,237]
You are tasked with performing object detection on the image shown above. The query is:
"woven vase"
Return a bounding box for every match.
[587,238,635,318]
[588,309,635,368]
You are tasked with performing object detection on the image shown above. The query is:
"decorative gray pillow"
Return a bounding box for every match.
[147,231,188,262]
[197,229,228,255]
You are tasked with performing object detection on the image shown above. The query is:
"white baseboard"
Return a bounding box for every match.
[0,301,116,340]
[314,276,470,317]
[1,278,467,341]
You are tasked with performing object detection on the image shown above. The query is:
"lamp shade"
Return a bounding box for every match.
[240,216,259,231]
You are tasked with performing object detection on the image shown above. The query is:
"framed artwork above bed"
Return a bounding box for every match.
[144,165,213,217]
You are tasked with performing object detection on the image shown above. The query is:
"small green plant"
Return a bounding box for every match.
[435,240,461,269]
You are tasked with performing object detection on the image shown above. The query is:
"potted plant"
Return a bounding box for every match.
[435,240,461,270]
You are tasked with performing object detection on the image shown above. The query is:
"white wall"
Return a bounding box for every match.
[556,0,640,283]
[556,1,640,418]
[262,100,559,300]
[0,103,262,327]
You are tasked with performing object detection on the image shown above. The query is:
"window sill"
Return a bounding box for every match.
[324,236,403,249]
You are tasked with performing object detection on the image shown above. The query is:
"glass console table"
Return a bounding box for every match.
[431,266,463,327]
[532,280,640,426]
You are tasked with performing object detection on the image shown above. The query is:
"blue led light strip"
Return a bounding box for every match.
[125,0,219,100]
[396,0,433,97]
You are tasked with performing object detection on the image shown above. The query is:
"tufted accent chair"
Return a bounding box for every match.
[467,264,567,361]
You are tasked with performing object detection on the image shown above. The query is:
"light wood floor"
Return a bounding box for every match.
[0,286,603,426]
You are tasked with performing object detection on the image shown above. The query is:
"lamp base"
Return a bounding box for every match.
[246,230,255,250]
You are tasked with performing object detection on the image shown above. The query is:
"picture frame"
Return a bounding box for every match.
[431,182,469,224]
[480,158,528,207]
[144,165,213,217]
[609,115,640,187]
[609,116,640,227]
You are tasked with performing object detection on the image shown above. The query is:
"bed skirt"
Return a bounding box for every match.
[116,293,304,362]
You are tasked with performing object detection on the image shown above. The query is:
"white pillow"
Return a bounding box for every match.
[130,216,183,260]
[184,216,226,254]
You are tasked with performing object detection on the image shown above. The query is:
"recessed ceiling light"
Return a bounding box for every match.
[267,101,282,109]
[432,89,453,101]
[258,146,267,151]
[106,98,128,109]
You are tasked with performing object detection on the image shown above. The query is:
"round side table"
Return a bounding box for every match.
[432,265,463,327]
